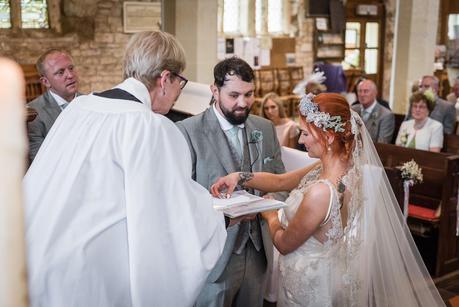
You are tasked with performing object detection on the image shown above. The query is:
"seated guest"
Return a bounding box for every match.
[446,79,459,129]
[352,79,395,143]
[305,81,326,95]
[351,77,390,110]
[447,78,459,104]
[406,75,456,134]
[396,91,443,152]
[260,92,299,148]
[27,49,80,161]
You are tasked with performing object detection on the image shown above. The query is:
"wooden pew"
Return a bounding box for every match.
[21,64,45,102]
[443,134,459,155]
[375,143,459,277]
[384,166,404,212]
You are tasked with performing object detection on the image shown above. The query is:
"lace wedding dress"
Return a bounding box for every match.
[275,110,445,307]
[277,168,342,307]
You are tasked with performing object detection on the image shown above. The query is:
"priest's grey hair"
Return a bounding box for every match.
[123,31,186,90]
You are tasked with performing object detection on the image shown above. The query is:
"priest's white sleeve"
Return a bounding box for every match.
[122,114,226,306]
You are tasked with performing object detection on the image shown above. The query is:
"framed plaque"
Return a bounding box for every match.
[356,4,378,16]
[123,1,161,33]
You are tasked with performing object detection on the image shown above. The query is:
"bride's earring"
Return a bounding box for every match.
[327,145,332,152]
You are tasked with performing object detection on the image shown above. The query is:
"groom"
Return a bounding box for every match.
[177,57,286,307]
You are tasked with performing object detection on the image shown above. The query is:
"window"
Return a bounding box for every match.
[448,14,459,40]
[223,0,240,34]
[343,21,380,75]
[221,0,285,36]
[21,0,49,29]
[267,0,282,34]
[0,0,11,28]
[0,0,49,30]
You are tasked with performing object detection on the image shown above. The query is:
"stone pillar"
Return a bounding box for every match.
[0,58,28,307]
[175,0,218,84]
[390,0,440,114]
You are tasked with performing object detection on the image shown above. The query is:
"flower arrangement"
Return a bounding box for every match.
[397,159,423,184]
[250,130,263,143]
[398,129,410,147]
[423,89,435,103]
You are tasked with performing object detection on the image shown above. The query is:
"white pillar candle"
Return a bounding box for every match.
[0,58,28,307]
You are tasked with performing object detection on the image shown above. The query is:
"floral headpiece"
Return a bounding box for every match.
[299,93,346,133]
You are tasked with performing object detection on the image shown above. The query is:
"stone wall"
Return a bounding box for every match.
[382,0,396,101]
[294,0,314,77]
[0,0,158,93]
[0,0,396,96]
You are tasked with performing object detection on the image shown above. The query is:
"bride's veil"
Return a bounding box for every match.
[330,111,445,306]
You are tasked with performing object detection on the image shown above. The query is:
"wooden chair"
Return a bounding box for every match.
[289,66,304,88]
[255,68,277,98]
[21,64,45,102]
[276,67,291,96]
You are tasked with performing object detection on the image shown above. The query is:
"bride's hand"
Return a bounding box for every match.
[210,172,240,198]
[261,209,278,222]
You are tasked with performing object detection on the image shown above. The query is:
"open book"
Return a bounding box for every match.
[213,190,287,218]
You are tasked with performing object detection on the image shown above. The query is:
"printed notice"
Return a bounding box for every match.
[123,2,161,33]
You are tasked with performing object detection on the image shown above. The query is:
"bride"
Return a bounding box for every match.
[211,93,445,306]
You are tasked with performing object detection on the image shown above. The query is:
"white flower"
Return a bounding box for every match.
[396,159,423,184]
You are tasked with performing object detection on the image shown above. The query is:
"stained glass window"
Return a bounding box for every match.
[21,0,49,29]
[0,0,11,29]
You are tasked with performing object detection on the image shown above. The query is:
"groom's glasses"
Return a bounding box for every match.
[172,72,188,90]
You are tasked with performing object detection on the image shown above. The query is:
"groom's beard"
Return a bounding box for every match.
[218,100,251,125]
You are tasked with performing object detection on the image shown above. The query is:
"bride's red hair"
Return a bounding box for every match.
[299,93,354,161]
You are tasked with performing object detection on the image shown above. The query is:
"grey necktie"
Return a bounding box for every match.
[227,126,242,158]
[362,109,370,121]
[61,102,69,110]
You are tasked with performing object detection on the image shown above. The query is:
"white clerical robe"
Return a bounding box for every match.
[23,78,227,307]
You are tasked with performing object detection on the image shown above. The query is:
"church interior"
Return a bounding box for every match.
[2,0,459,306]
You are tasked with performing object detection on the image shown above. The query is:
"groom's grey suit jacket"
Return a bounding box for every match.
[176,107,286,282]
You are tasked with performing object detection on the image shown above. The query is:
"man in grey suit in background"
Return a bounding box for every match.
[177,57,286,307]
[27,49,80,161]
[405,75,456,134]
[352,79,395,143]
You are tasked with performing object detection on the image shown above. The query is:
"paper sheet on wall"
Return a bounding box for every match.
[260,49,271,66]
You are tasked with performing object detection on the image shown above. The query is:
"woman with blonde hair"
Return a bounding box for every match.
[260,92,299,148]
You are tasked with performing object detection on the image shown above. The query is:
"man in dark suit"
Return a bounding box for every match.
[406,75,456,134]
[177,57,285,307]
[352,79,395,143]
[27,49,80,161]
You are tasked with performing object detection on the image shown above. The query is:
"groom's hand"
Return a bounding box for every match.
[211,173,240,198]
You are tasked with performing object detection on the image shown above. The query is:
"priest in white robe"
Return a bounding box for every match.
[23,31,227,307]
